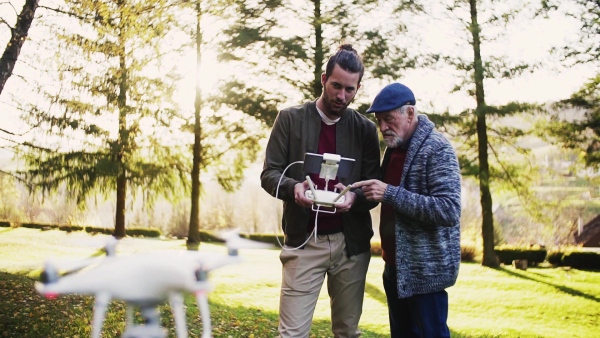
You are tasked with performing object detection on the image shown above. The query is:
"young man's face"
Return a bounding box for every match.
[320,64,361,117]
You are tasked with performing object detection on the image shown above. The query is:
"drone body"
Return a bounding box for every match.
[35,232,269,338]
[36,251,238,302]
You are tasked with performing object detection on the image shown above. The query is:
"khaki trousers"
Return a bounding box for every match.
[278,232,371,338]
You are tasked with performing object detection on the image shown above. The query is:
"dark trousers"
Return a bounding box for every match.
[383,264,451,338]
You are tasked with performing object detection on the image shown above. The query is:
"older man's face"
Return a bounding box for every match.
[375,107,413,148]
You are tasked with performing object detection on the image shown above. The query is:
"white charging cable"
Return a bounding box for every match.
[274,161,321,251]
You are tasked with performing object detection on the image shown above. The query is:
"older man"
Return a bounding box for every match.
[353,83,462,338]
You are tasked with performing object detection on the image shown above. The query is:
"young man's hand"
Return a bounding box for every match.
[332,183,355,213]
[294,181,314,208]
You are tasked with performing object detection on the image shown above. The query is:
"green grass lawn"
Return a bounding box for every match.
[1,227,599,337]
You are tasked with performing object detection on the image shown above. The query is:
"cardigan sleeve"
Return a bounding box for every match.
[383,135,461,228]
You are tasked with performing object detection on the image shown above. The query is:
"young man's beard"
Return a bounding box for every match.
[322,92,350,117]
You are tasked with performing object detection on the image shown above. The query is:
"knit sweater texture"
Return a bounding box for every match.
[381,114,462,298]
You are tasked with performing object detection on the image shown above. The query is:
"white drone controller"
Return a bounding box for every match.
[304,175,352,209]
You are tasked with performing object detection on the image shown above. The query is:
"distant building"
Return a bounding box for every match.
[575,215,600,247]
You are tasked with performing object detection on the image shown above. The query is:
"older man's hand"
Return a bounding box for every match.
[352,179,388,202]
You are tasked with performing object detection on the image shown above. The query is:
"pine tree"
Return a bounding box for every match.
[408,0,546,267]
[538,1,600,170]
[212,0,417,126]
[0,0,39,96]
[182,0,265,248]
[16,0,190,238]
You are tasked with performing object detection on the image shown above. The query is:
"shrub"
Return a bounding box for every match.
[245,233,285,247]
[58,225,85,233]
[85,226,113,235]
[547,250,565,266]
[199,230,225,243]
[127,227,162,238]
[494,245,547,265]
[21,222,59,230]
[562,251,600,270]
[230,233,385,256]
[370,241,382,256]
[461,244,477,262]
[0,220,11,227]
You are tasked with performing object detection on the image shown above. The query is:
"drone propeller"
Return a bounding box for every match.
[37,236,118,292]
[62,234,120,257]
[38,256,105,284]
[218,229,273,256]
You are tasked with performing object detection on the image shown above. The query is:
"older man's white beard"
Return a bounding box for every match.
[384,135,404,148]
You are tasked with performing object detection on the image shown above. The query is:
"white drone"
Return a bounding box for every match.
[35,230,271,338]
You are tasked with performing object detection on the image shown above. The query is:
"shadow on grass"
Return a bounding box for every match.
[1,271,464,338]
[0,227,16,234]
[495,266,600,303]
[365,281,387,305]
[1,271,389,337]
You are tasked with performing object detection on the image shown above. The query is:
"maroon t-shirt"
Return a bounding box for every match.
[380,147,407,265]
[307,121,344,234]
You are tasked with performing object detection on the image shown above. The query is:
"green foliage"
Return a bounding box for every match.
[0,173,22,221]
[187,111,263,193]
[14,0,192,237]
[539,74,600,169]
[541,0,600,64]
[217,0,416,119]
[0,221,11,227]
[209,80,282,127]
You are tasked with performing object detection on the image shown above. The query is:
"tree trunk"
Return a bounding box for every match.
[114,170,127,238]
[469,0,498,267]
[0,0,39,95]
[187,0,203,250]
[312,0,323,99]
[114,30,128,239]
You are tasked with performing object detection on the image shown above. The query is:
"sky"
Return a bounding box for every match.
[173,1,597,118]
[1,0,598,170]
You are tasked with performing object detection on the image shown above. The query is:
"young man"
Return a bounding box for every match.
[260,44,380,338]
[353,83,462,338]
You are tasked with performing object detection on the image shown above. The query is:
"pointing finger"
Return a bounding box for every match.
[352,180,373,188]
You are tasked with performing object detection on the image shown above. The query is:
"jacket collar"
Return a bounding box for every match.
[306,100,355,157]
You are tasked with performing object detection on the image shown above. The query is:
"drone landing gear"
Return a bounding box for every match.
[122,304,167,338]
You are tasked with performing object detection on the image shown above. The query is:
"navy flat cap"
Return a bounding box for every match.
[366,82,416,113]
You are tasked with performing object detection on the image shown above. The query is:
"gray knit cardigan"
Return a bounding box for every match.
[381,114,461,299]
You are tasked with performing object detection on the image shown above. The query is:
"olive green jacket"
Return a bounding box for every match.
[260,101,381,256]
